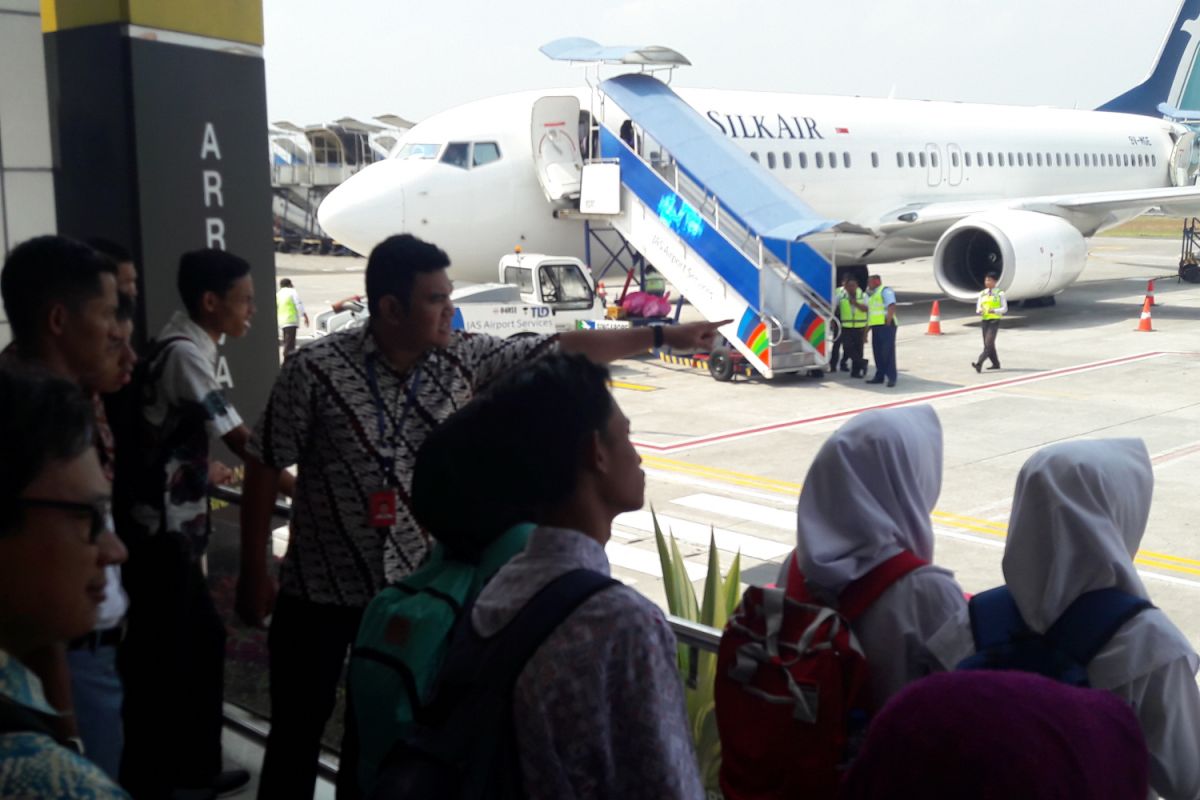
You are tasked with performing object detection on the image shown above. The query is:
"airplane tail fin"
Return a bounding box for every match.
[1098,0,1200,115]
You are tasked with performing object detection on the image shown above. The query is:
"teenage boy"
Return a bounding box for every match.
[121,249,285,799]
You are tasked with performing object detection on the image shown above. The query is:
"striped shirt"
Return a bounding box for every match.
[248,326,558,607]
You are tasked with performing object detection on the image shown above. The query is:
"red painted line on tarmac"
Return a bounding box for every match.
[1152,442,1200,466]
[631,351,1166,454]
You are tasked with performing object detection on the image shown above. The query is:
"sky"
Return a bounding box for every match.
[262,0,1186,127]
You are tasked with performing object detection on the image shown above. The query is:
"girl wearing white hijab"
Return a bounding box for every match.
[1001,438,1200,800]
[790,404,967,709]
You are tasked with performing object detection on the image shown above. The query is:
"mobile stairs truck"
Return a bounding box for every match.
[535,38,854,381]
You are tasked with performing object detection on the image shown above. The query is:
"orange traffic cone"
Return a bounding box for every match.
[925,300,943,335]
[1146,279,1157,306]
[1135,297,1154,332]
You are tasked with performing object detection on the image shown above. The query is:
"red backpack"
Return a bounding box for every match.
[714,550,927,800]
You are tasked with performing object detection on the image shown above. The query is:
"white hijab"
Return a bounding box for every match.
[1004,438,1198,686]
[795,405,942,594]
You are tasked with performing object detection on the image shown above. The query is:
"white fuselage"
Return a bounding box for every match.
[318,86,1184,283]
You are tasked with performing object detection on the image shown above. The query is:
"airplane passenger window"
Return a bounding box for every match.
[843,152,851,168]
[1109,154,1116,166]
[799,152,808,168]
[1074,154,1080,166]
[896,152,904,168]
[1018,153,1025,167]
[952,152,960,168]
[751,152,760,162]
[1124,154,1130,167]
[472,142,501,167]
[816,152,825,168]
[768,152,777,169]
[829,152,838,168]
[1152,155,1158,167]
[1055,153,1062,167]
[908,152,916,168]
[783,152,792,168]
[440,142,470,169]
[871,152,880,168]
[1006,153,1013,166]
[1026,152,1033,166]
[918,152,927,168]
[987,153,994,167]
[977,151,984,166]
[394,143,439,160]
[930,152,938,168]
[1036,153,1043,167]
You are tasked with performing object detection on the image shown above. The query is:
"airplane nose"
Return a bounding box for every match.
[318,160,408,256]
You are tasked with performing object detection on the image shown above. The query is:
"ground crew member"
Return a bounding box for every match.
[972,272,1007,372]
[277,278,309,358]
[866,274,898,387]
[839,277,869,377]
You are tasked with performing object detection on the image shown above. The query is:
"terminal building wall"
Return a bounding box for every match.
[0,0,58,347]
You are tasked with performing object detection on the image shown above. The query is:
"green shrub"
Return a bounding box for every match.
[652,508,742,795]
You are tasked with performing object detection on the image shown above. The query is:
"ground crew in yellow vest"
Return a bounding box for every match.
[837,277,870,377]
[277,278,309,358]
[972,271,1007,373]
[866,274,899,387]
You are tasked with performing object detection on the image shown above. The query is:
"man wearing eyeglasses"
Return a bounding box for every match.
[1,236,128,779]
[0,366,129,798]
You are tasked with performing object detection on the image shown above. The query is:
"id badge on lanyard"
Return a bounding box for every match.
[365,356,422,530]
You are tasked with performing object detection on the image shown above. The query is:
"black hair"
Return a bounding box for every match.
[279,278,293,288]
[177,249,252,315]
[116,291,136,323]
[412,353,613,557]
[1,235,118,349]
[985,271,1000,280]
[365,234,449,315]
[869,274,882,282]
[0,365,95,533]
[85,237,133,265]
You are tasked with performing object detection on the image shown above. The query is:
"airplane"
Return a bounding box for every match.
[317,0,1200,303]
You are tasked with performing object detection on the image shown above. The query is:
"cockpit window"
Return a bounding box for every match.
[473,142,501,167]
[440,142,470,169]
[393,142,439,160]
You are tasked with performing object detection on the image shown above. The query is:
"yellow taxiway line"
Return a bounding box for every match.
[640,453,1200,579]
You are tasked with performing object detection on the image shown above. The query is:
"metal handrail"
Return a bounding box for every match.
[210,486,723,653]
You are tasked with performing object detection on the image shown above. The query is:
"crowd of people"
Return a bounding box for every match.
[0,231,1197,800]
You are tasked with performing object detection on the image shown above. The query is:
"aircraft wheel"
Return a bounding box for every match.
[1181,263,1200,283]
[708,348,735,382]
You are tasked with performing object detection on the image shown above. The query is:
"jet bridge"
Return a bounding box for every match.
[539,41,840,379]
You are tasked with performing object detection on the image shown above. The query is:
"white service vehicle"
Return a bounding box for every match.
[310,252,606,339]
[451,252,605,337]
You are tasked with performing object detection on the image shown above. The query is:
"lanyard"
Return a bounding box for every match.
[365,355,423,482]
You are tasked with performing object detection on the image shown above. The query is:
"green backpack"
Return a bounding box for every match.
[348,523,534,792]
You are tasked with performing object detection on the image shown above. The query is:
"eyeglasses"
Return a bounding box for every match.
[16,498,112,544]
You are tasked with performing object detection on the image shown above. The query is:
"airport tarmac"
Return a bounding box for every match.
[275,236,1200,645]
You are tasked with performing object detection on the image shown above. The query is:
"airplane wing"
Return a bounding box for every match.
[872,185,1200,243]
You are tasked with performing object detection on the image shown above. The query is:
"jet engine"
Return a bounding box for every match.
[932,210,1087,301]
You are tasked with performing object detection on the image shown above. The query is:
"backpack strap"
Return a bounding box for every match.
[438,567,620,696]
[838,551,929,622]
[966,586,1031,651]
[1044,588,1153,666]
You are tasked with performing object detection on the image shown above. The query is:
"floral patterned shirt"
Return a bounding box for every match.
[0,650,129,799]
[472,527,704,799]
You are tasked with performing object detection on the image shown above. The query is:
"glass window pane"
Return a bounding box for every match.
[440,142,470,168]
[843,152,851,168]
[799,152,808,168]
[767,152,777,169]
[871,152,880,168]
[783,152,792,168]
[472,142,501,167]
[816,152,824,168]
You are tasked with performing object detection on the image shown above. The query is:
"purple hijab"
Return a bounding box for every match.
[841,670,1149,799]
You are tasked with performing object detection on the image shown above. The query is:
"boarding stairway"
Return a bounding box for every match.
[537,55,840,378]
